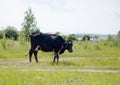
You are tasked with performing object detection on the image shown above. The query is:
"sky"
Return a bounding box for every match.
[0,0,120,34]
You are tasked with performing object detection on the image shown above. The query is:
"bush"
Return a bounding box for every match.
[5,26,18,40]
[67,34,78,41]
[116,30,120,43]
[18,30,26,45]
[0,33,6,50]
[82,35,90,41]
[107,35,114,41]
[0,31,3,39]
[103,34,120,47]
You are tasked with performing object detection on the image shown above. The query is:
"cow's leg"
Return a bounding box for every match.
[53,53,57,63]
[57,54,59,63]
[53,56,56,63]
[29,49,34,62]
[29,45,37,62]
[34,51,38,63]
[53,52,59,63]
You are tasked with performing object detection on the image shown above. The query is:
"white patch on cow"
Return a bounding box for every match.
[35,46,40,51]
[51,36,56,39]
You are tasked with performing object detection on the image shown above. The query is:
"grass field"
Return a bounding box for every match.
[0,40,120,85]
[0,69,120,85]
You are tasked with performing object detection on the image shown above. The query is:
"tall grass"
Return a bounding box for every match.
[68,40,120,57]
[0,40,120,58]
[0,38,6,50]
[0,39,29,58]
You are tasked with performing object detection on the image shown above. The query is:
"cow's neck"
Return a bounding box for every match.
[59,46,66,54]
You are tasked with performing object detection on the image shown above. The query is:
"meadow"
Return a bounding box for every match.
[0,39,120,85]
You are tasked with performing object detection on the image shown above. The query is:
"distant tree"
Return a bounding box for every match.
[107,35,114,41]
[82,35,90,41]
[68,34,78,41]
[5,26,18,40]
[22,8,40,41]
[0,31,7,50]
[116,30,120,42]
[0,31,3,39]
[55,32,61,35]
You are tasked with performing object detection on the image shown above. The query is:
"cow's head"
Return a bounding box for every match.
[64,40,73,52]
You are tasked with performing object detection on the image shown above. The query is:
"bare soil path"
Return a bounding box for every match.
[0,57,120,73]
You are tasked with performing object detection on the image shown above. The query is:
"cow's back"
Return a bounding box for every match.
[30,33,65,52]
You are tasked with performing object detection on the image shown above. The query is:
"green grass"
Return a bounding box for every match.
[0,69,120,85]
[0,40,120,58]
[0,39,120,85]
[66,41,120,58]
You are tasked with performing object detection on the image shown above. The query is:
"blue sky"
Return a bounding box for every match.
[0,0,120,34]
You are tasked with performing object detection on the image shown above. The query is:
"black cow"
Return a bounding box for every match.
[29,32,73,63]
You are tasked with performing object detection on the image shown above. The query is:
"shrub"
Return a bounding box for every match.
[116,30,120,43]
[67,34,78,41]
[107,35,114,41]
[94,45,101,50]
[0,33,6,50]
[0,31,3,39]
[5,26,18,40]
[82,35,90,41]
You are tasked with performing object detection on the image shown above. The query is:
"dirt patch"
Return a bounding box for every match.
[0,57,120,73]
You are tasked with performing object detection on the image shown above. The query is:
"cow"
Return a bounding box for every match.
[29,32,73,63]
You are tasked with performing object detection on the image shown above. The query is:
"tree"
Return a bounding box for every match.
[107,35,114,41]
[0,31,3,39]
[5,26,18,40]
[68,34,78,41]
[22,8,40,41]
[116,30,120,42]
[82,35,90,41]
[55,32,61,35]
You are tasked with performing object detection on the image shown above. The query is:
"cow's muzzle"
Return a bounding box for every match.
[68,49,73,52]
